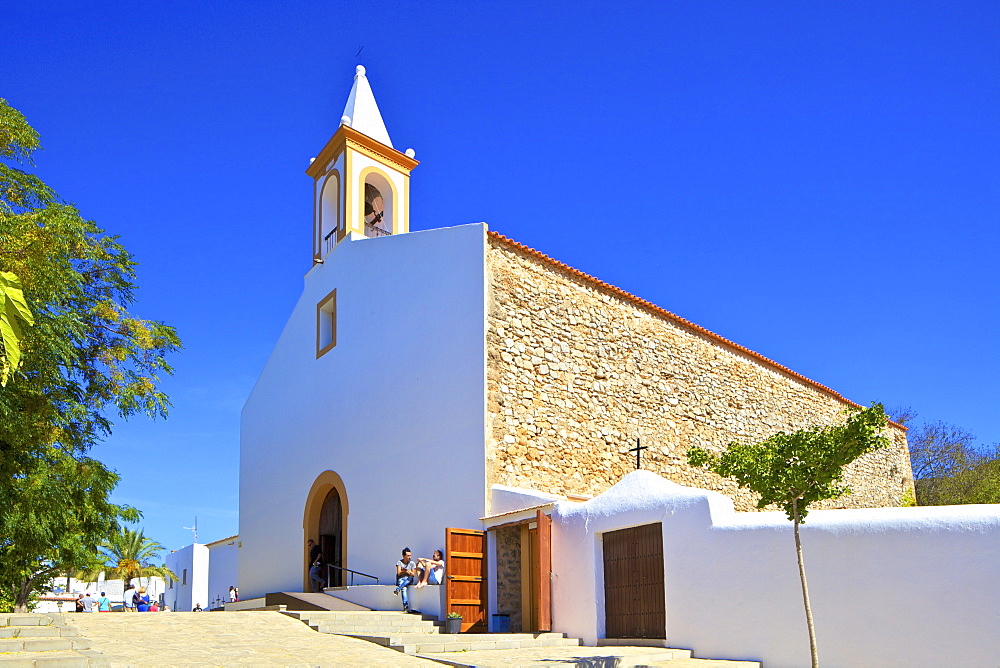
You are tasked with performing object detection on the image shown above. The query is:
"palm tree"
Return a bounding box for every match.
[82,528,178,589]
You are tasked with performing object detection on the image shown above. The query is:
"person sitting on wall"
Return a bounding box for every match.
[193,603,203,612]
[393,547,419,613]
[415,550,445,588]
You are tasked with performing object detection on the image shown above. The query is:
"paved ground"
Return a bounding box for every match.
[71,611,438,666]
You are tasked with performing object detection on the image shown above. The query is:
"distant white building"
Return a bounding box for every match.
[165,535,239,611]
[34,575,167,613]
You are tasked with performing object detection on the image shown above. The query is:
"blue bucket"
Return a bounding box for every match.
[492,613,510,633]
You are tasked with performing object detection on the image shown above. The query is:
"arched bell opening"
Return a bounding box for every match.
[303,471,349,591]
[361,168,395,237]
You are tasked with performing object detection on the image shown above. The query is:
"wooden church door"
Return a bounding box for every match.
[602,522,665,639]
[522,509,553,632]
[444,528,487,632]
[319,488,343,587]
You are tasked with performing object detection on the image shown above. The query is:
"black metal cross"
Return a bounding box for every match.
[627,438,648,470]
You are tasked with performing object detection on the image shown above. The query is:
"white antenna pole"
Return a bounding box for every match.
[183,516,198,543]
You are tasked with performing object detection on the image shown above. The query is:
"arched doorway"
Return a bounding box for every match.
[303,471,349,592]
[319,488,343,586]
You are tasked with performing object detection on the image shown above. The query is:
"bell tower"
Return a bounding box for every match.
[307,65,419,263]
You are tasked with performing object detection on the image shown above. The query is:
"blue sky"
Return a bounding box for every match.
[3,1,998,551]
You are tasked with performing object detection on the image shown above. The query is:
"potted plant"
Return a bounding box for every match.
[444,612,463,634]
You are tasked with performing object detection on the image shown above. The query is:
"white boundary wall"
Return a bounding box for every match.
[328,584,445,618]
[551,471,1000,668]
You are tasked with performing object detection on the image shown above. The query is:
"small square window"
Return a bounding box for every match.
[316,290,337,357]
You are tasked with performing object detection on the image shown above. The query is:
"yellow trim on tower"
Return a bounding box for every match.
[341,150,354,240]
[402,175,410,234]
[306,125,417,179]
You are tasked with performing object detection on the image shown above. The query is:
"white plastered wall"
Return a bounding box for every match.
[165,544,209,612]
[552,471,1000,668]
[206,538,239,608]
[239,223,488,598]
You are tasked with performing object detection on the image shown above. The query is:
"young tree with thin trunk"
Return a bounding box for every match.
[687,403,889,668]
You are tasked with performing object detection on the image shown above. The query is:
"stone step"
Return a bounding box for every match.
[0,626,80,639]
[286,610,434,622]
[347,632,580,654]
[0,614,67,628]
[308,616,442,626]
[311,622,443,634]
[416,646,762,668]
[0,637,92,653]
[399,637,580,654]
[0,650,96,667]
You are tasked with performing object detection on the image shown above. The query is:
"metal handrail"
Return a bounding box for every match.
[325,564,379,587]
[364,222,391,237]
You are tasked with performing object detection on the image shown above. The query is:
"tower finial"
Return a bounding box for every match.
[340,64,392,147]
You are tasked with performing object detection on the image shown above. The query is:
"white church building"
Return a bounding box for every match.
[239,67,1000,667]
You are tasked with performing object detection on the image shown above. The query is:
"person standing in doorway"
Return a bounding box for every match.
[307,539,322,566]
[393,547,419,613]
[309,559,325,592]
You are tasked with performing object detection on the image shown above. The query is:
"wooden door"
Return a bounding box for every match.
[319,489,343,586]
[445,527,487,632]
[603,522,665,639]
[535,509,552,631]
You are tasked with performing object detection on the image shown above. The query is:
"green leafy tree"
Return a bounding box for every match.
[0,447,139,612]
[888,408,1000,505]
[687,403,889,668]
[0,99,180,610]
[0,97,181,462]
[0,270,33,385]
[81,528,178,589]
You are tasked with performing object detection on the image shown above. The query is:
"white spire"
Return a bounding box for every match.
[340,65,393,148]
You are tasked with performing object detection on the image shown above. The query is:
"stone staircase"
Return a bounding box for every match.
[0,613,104,666]
[282,610,581,654]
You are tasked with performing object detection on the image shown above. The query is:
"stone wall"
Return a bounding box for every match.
[494,525,523,632]
[485,234,913,512]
